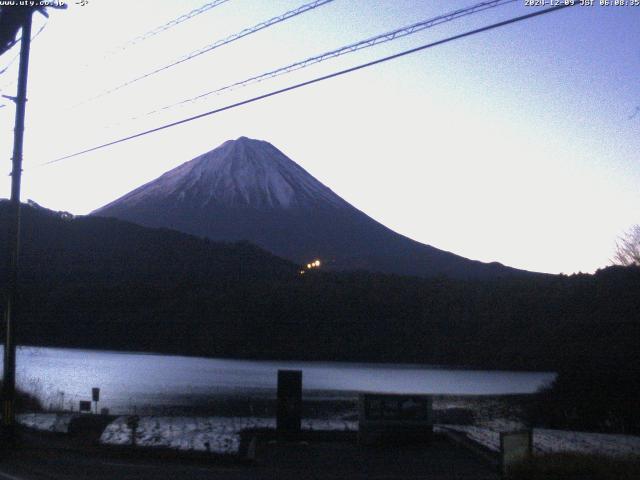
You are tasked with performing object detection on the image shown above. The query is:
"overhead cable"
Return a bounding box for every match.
[79,0,335,105]
[146,0,518,118]
[43,4,576,166]
[108,0,231,54]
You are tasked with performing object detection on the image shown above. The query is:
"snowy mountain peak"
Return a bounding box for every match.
[102,137,346,211]
[94,137,530,279]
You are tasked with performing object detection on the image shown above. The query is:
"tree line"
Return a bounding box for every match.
[1,202,639,432]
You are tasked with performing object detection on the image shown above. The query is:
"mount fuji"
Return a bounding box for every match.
[93,137,528,279]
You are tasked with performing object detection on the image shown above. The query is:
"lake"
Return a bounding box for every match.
[9,346,555,414]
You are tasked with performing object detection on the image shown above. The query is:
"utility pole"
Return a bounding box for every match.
[2,7,33,445]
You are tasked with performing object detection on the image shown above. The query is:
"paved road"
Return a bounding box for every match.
[256,437,499,480]
[0,431,499,479]
[0,451,255,480]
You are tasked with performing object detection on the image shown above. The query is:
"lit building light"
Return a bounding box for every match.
[303,259,322,271]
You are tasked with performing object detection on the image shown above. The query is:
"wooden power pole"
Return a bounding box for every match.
[2,7,33,445]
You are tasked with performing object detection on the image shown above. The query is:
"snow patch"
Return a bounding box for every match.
[439,425,640,457]
[100,416,357,455]
[17,413,77,433]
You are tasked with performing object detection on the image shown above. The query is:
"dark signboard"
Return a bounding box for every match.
[92,387,100,402]
[79,400,91,412]
[359,394,433,445]
[501,430,533,475]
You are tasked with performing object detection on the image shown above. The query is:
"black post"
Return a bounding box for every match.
[92,387,100,414]
[2,8,33,443]
[276,370,302,436]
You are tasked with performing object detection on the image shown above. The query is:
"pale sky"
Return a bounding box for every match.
[0,0,638,275]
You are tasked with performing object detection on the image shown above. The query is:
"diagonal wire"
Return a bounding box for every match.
[144,0,517,119]
[0,50,20,76]
[76,1,230,73]
[41,4,576,166]
[101,0,515,129]
[78,0,335,106]
[107,0,231,55]
[0,20,47,92]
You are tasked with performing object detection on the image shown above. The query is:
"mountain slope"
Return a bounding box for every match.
[0,200,298,354]
[0,200,295,288]
[94,136,531,279]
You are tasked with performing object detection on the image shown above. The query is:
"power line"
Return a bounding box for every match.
[145,0,517,119]
[101,0,517,130]
[78,0,335,106]
[105,0,231,56]
[75,1,231,74]
[0,49,21,76]
[0,20,47,92]
[43,4,576,167]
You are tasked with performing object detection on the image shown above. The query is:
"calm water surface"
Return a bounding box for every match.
[10,346,555,413]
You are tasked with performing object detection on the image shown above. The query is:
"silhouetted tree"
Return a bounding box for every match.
[613,225,640,266]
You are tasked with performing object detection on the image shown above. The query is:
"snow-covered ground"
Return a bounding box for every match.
[17,413,77,433]
[440,425,640,458]
[17,412,639,458]
[100,416,357,454]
